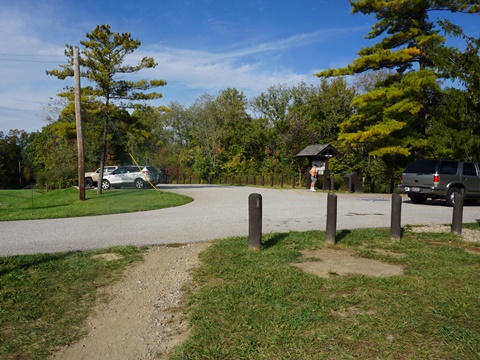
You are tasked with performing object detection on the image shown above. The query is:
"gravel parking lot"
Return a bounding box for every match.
[1,184,479,256]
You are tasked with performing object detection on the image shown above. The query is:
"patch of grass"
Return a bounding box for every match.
[0,246,145,360]
[0,188,192,220]
[464,222,480,231]
[172,229,480,359]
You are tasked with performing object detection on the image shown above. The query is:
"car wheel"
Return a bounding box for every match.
[85,178,93,187]
[410,195,427,204]
[101,179,111,190]
[134,178,144,189]
[446,187,462,207]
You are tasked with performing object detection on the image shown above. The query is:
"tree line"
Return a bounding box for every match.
[1,1,479,192]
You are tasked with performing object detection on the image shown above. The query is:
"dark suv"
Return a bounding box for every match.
[398,159,480,206]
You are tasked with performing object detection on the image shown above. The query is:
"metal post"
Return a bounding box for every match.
[451,192,464,235]
[326,192,337,244]
[390,193,402,240]
[248,193,262,250]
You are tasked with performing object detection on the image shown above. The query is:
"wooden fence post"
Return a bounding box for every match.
[248,193,262,250]
[451,192,464,235]
[390,193,402,240]
[326,193,337,244]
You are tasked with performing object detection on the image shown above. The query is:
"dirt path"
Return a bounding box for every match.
[49,242,210,360]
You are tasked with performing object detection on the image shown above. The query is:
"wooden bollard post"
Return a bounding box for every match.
[248,193,262,250]
[391,193,402,240]
[326,192,337,244]
[451,192,464,235]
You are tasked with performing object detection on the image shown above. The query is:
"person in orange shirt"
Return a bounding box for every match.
[309,164,318,191]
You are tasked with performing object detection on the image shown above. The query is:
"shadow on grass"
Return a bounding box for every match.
[262,233,289,249]
[335,229,351,243]
[0,251,80,277]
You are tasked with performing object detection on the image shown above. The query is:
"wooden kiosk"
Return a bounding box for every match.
[296,143,340,190]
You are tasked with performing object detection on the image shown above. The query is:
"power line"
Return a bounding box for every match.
[0,53,65,57]
[0,58,68,63]
[0,25,67,49]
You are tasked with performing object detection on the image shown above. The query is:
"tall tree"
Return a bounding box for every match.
[0,130,30,188]
[47,24,166,193]
[251,80,354,174]
[317,0,480,160]
[434,19,480,160]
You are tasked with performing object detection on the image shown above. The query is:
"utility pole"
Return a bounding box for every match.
[74,46,86,200]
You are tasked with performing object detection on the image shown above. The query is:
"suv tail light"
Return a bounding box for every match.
[142,170,151,174]
[433,174,440,186]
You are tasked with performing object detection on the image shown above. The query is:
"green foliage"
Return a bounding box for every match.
[29,123,78,189]
[250,80,355,175]
[0,130,31,189]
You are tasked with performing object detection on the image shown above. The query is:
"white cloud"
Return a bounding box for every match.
[0,2,367,132]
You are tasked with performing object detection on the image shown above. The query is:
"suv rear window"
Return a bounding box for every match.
[404,160,437,174]
[438,161,458,175]
[463,162,478,176]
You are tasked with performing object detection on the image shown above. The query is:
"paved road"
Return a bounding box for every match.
[1,185,479,256]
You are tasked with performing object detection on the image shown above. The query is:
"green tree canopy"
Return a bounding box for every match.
[47,24,166,193]
[317,0,480,159]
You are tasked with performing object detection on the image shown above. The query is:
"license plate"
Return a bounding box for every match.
[411,187,420,192]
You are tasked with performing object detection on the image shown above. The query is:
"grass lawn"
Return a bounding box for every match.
[0,246,146,359]
[1,187,479,359]
[172,227,480,359]
[0,187,192,220]
[2,227,479,359]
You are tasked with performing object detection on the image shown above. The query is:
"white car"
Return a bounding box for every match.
[84,165,119,187]
[101,165,160,190]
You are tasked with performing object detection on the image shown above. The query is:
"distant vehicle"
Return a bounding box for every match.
[84,165,119,187]
[101,165,160,190]
[398,159,480,206]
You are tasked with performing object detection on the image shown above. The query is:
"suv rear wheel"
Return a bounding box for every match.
[446,187,462,207]
[85,178,93,188]
[134,178,144,189]
[101,179,111,190]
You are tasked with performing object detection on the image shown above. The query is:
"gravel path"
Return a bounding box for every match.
[49,242,210,360]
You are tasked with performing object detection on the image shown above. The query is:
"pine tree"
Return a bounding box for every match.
[317,0,480,159]
[47,24,166,193]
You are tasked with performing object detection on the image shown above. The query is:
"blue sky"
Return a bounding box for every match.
[0,0,478,133]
